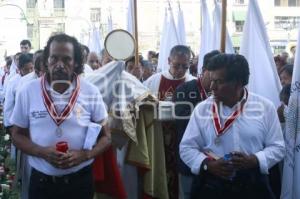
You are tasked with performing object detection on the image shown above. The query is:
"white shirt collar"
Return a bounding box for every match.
[162,70,186,80]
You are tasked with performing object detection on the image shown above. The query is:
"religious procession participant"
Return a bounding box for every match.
[4,53,33,131]
[0,56,12,104]
[143,45,195,199]
[3,54,34,199]
[20,40,32,54]
[173,50,220,199]
[81,44,93,73]
[87,52,101,70]
[180,53,285,199]
[3,52,22,92]
[10,33,111,199]
[15,50,45,199]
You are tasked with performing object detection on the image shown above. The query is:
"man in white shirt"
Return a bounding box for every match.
[10,33,111,199]
[4,53,33,129]
[180,54,285,199]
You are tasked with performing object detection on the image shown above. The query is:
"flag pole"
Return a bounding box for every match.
[220,0,227,53]
[133,0,139,66]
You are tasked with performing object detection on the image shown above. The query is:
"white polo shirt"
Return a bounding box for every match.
[180,92,285,175]
[3,74,21,127]
[10,77,108,176]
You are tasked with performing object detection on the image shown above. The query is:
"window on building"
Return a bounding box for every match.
[235,0,245,4]
[274,16,300,29]
[289,0,300,6]
[273,45,286,54]
[235,21,245,32]
[90,8,101,22]
[26,0,37,8]
[275,0,300,6]
[54,0,65,8]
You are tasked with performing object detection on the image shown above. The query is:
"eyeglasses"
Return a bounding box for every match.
[172,63,190,70]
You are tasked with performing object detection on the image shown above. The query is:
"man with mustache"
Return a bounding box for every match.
[10,33,111,199]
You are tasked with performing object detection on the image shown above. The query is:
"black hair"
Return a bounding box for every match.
[43,33,84,75]
[141,60,153,68]
[18,53,33,69]
[34,52,43,71]
[203,50,221,69]
[15,52,22,57]
[5,56,12,66]
[81,45,90,55]
[169,45,191,59]
[148,51,156,56]
[280,84,291,99]
[280,64,293,77]
[280,84,291,105]
[20,39,31,48]
[207,54,250,86]
[34,49,43,55]
[125,55,143,68]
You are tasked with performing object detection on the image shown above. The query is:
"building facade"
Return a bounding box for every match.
[0,0,299,60]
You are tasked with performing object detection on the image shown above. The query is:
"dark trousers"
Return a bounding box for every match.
[29,166,94,199]
[191,168,275,199]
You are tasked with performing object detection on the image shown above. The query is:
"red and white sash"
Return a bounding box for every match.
[197,77,208,100]
[212,89,248,137]
[41,75,80,126]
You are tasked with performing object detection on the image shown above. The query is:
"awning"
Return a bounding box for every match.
[232,11,246,21]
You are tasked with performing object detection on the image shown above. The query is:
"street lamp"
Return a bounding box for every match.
[0,3,30,25]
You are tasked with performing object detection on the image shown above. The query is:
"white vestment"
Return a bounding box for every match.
[143,71,195,96]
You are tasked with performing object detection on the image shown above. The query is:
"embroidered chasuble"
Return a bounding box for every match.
[159,75,185,199]
[127,105,169,199]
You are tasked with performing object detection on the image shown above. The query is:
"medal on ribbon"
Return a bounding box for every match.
[212,89,248,145]
[41,75,80,137]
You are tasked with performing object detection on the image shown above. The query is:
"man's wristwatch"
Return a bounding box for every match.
[201,157,213,173]
[203,163,208,171]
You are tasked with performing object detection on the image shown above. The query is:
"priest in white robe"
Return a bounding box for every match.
[143,45,195,198]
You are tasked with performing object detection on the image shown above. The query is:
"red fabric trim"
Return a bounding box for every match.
[197,77,207,100]
[41,75,80,126]
[212,89,248,137]
[93,146,127,199]
[158,75,185,101]
[143,192,157,199]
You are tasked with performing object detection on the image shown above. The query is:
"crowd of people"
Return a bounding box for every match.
[0,33,296,199]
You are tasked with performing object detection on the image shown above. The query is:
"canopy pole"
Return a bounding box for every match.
[133,0,139,66]
[220,0,227,53]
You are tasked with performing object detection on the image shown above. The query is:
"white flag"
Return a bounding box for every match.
[108,13,113,32]
[126,0,134,35]
[176,5,186,45]
[88,27,103,55]
[197,0,213,74]
[239,0,281,106]
[212,0,234,53]
[157,6,180,72]
[281,26,300,199]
